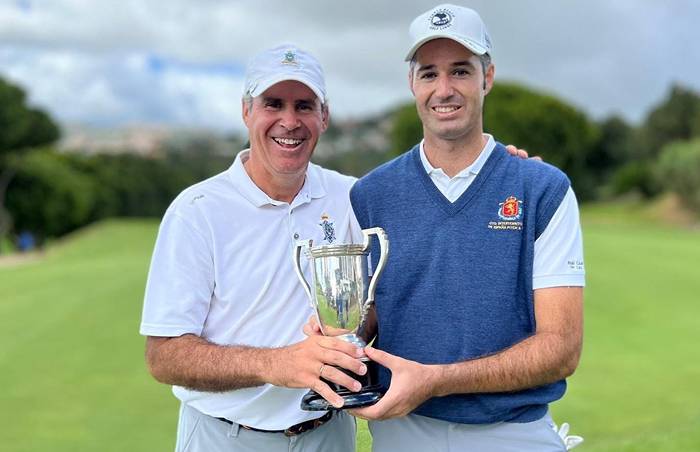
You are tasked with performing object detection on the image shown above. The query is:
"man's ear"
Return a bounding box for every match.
[242,98,251,127]
[408,68,416,97]
[483,63,495,94]
[320,104,330,133]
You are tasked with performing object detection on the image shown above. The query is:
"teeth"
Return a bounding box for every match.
[273,137,303,146]
[433,106,459,113]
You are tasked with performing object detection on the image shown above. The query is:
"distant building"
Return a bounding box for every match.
[58,124,171,157]
[58,124,245,158]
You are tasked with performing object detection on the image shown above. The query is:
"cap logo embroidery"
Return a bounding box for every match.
[281,50,298,66]
[429,9,453,29]
[319,213,336,244]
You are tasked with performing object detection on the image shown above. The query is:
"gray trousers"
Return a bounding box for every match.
[175,403,356,452]
[369,412,567,452]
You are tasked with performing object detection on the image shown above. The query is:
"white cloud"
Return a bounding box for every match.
[0,46,243,129]
[1,0,699,132]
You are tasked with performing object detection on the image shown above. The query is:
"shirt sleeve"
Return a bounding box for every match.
[533,187,586,289]
[139,209,215,337]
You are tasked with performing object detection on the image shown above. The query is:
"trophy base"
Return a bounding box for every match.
[300,360,384,411]
[300,384,384,411]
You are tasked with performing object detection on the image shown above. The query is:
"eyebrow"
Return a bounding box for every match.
[417,60,476,72]
[260,96,317,104]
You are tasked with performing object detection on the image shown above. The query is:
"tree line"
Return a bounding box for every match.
[1,76,699,251]
[0,77,235,249]
[386,82,700,206]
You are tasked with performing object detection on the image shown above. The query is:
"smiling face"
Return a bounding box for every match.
[242,80,328,199]
[410,38,494,146]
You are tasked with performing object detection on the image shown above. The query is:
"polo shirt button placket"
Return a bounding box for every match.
[288,206,300,242]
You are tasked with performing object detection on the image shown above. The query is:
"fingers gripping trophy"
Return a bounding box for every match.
[294,228,389,410]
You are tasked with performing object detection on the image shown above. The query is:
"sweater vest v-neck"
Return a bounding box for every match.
[351,143,570,424]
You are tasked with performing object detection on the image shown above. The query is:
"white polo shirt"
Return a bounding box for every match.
[140,150,362,430]
[419,137,585,288]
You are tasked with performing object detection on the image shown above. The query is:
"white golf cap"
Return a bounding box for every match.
[244,44,326,103]
[405,4,492,61]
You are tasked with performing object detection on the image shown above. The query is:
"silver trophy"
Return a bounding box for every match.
[294,227,389,410]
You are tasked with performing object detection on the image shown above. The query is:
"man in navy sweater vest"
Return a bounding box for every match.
[349,4,585,450]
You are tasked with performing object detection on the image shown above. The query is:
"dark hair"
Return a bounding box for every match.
[409,50,492,80]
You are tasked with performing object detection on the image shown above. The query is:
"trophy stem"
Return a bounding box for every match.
[338,333,367,349]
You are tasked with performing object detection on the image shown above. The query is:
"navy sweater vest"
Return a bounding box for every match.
[350,143,570,424]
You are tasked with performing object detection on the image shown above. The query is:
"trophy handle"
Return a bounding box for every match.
[293,240,315,308]
[361,227,389,305]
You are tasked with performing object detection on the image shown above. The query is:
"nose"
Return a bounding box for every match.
[434,74,454,100]
[279,108,300,131]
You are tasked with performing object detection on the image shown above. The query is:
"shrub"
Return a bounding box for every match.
[6,149,97,239]
[657,139,700,212]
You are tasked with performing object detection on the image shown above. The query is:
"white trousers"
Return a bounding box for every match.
[370,412,567,452]
[175,403,356,452]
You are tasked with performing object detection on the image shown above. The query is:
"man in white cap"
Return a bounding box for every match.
[139,44,368,452]
[348,4,585,451]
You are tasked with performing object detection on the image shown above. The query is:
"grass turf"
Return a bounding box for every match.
[0,206,698,451]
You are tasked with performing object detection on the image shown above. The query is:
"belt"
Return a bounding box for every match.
[217,411,334,437]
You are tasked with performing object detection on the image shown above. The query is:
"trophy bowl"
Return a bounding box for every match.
[294,227,388,411]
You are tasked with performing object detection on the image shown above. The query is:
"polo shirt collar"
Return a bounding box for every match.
[228,150,325,207]
[419,134,496,179]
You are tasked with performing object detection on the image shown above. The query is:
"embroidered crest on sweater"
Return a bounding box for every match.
[488,196,524,231]
[498,196,523,220]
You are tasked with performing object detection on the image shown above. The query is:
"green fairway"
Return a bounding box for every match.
[0,220,177,452]
[553,205,700,451]
[1,208,698,451]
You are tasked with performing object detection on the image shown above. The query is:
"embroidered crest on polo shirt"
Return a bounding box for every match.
[319,213,336,243]
[429,8,454,30]
[488,195,524,231]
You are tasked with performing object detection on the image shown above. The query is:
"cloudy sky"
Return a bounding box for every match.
[1,0,698,133]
